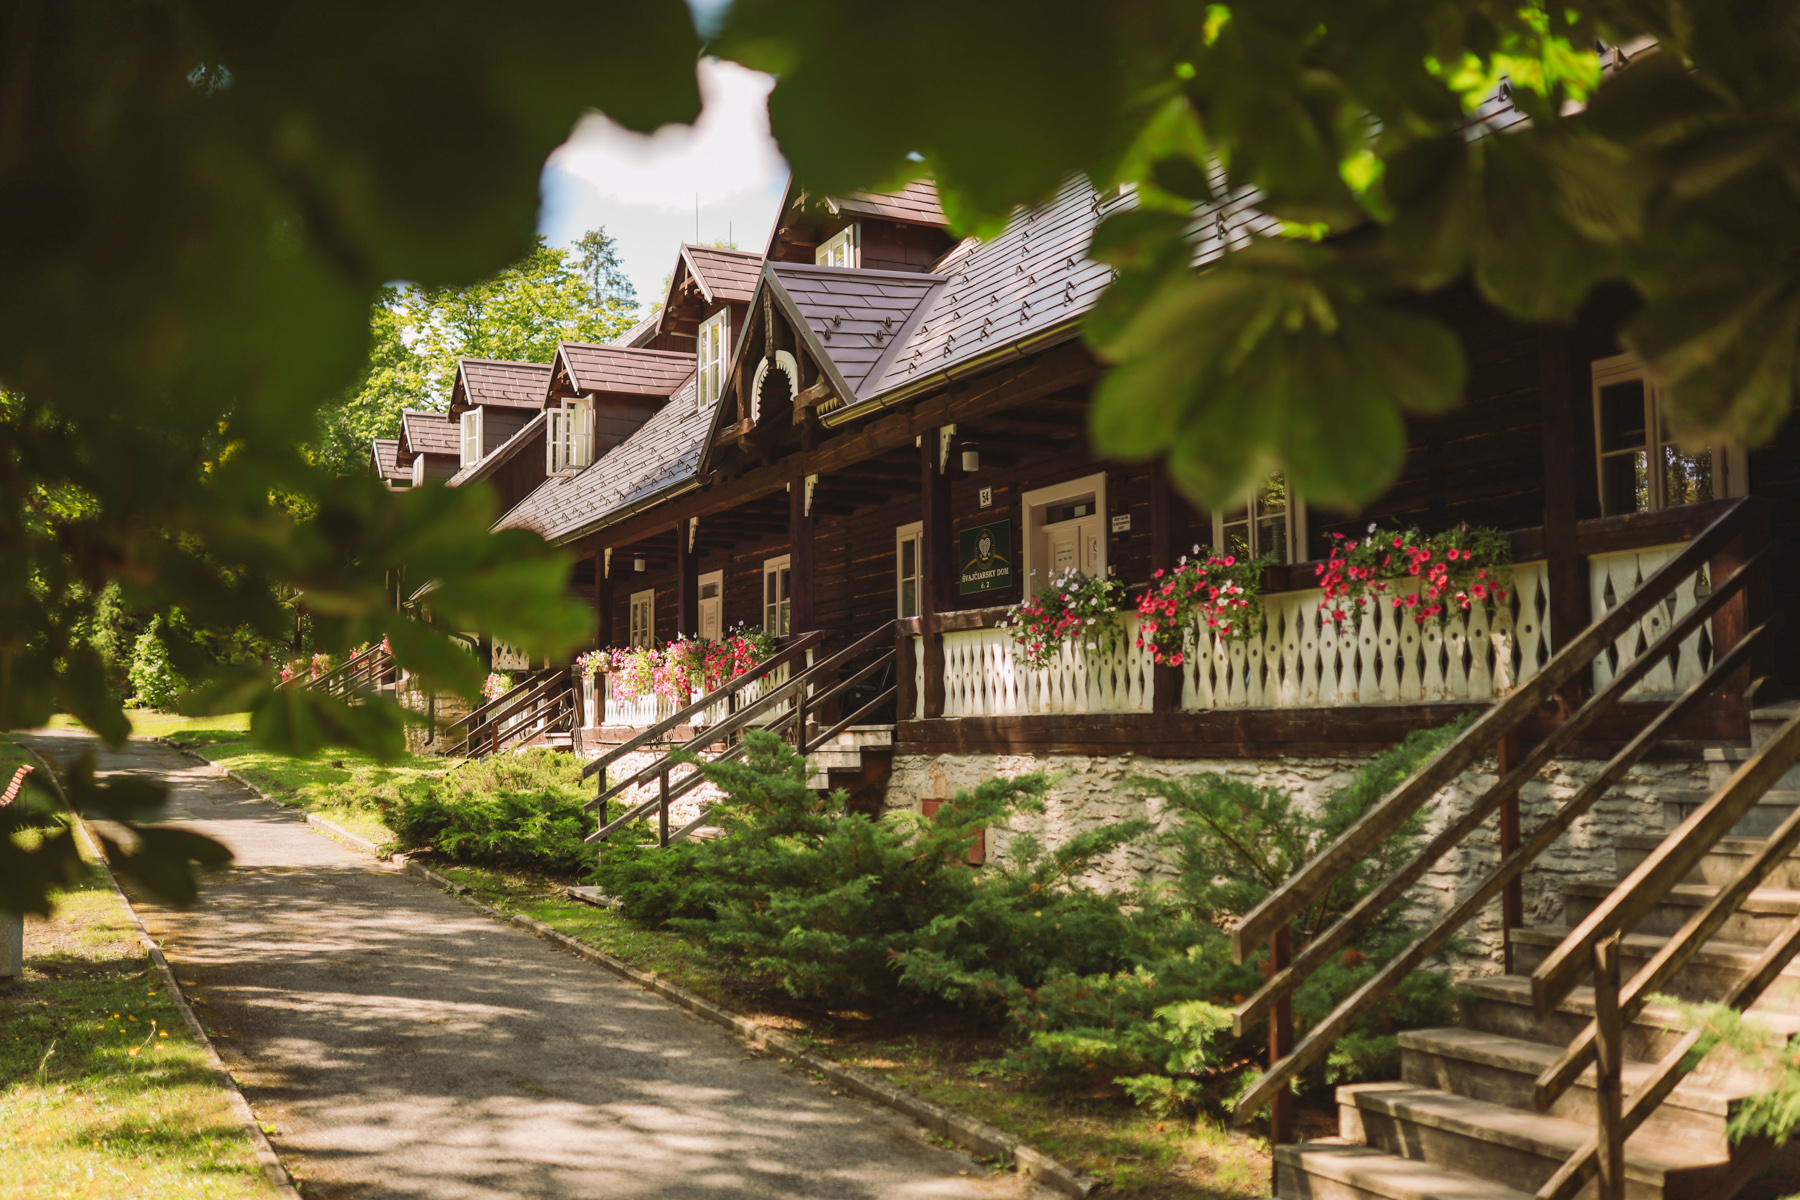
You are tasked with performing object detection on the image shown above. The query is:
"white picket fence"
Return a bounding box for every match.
[916,560,1556,717]
[598,661,794,730]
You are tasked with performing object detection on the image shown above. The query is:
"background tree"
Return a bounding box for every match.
[315,231,638,474]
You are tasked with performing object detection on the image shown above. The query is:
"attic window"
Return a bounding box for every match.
[697,309,729,412]
[816,224,859,268]
[411,455,425,487]
[459,408,482,468]
[547,398,593,477]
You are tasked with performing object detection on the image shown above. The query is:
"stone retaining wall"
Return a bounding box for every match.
[884,750,1709,975]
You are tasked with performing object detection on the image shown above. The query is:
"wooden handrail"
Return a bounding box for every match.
[300,643,388,694]
[483,688,574,756]
[1536,904,1800,1200]
[579,631,826,781]
[446,668,556,735]
[1231,542,1776,1036]
[588,620,899,844]
[1229,618,1775,1123]
[1228,496,1764,1125]
[447,672,565,756]
[1230,496,1753,962]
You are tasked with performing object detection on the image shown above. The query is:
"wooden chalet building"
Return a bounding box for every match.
[384,100,1800,1200]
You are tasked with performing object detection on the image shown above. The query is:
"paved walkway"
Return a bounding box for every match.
[24,732,1049,1200]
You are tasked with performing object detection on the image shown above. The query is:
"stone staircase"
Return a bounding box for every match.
[1279,704,1800,1200]
[804,724,893,812]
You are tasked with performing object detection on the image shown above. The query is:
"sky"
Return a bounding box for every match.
[538,58,789,312]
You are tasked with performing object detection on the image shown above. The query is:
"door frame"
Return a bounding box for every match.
[1020,472,1108,591]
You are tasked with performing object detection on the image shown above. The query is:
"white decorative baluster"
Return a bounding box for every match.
[1443,608,1470,699]
[1465,600,1493,699]
[1421,617,1446,701]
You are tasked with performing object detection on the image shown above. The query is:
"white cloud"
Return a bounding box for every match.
[549,59,785,212]
[538,58,788,310]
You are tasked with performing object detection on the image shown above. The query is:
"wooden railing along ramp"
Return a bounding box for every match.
[584,621,900,848]
[443,668,575,760]
[1239,497,1800,1200]
[281,643,395,700]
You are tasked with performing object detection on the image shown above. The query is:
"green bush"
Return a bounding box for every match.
[389,749,594,872]
[127,617,186,711]
[979,715,1473,1113]
[594,730,1153,1005]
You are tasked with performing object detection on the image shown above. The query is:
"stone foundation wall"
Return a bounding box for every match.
[398,679,476,756]
[885,750,1709,975]
[582,746,728,829]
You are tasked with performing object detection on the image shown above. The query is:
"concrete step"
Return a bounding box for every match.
[1564,880,1800,947]
[1662,785,1798,839]
[1704,746,1800,797]
[1458,974,1800,1061]
[1616,833,1800,890]
[1340,1082,1741,1200]
[1275,1141,1534,1200]
[1751,703,1800,749]
[1399,1027,1744,1157]
[1510,927,1800,1011]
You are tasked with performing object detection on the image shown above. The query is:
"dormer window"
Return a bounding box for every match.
[547,397,593,477]
[816,224,859,268]
[697,309,729,412]
[410,455,425,487]
[459,408,482,468]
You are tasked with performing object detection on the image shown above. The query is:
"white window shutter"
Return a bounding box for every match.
[546,408,565,475]
[574,402,593,469]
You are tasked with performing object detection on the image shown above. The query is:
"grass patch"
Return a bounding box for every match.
[91,719,1274,1197]
[46,711,254,741]
[1,756,277,1197]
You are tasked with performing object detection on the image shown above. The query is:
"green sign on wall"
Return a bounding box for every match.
[958,520,1013,595]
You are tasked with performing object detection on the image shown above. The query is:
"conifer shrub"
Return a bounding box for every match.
[945,716,1474,1114]
[127,617,186,711]
[388,749,594,872]
[593,729,1154,1005]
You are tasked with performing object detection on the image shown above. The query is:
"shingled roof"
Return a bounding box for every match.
[496,371,707,542]
[400,409,459,458]
[555,343,696,398]
[447,411,546,488]
[829,178,948,228]
[370,438,408,483]
[765,262,946,402]
[449,358,553,413]
[681,244,763,304]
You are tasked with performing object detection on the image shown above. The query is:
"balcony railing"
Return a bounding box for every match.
[906,531,1725,720]
[592,661,796,731]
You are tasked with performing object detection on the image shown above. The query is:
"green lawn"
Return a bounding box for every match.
[72,715,1273,1197]
[2,738,277,1197]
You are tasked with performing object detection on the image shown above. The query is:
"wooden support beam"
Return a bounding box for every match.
[1539,325,1598,665]
[575,340,1100,557]
[1149,465,1189,713]
[675,522,698,638]
[920,432,953,718]
[791,476,816,634]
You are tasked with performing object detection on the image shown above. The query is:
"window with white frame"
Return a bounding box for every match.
[410,454,425,487]
[1213,473,1306,563]
[763,555,792,635]
[815,224,859,268]
[628,589,655,649]
[1591,353,1747,516]
[698,570,724,642]
[895,522,923,618]
[546,397,593,476]
[459,408,483,468]
[697,309,729,412]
